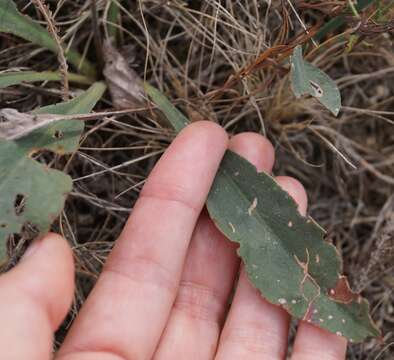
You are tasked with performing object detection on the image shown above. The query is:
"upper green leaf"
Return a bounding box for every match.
[145,85,380,342]
[0,0,95,78]
[290,46,341,116]
[0,82,106,260]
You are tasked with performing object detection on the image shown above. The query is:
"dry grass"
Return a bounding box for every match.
[1,0,393,358]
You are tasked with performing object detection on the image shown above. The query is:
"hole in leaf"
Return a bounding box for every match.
[309,81,323,98]
[0,223,7,228]
[14,194,26,216]
[0,114,7,123]
[53,130,64,139]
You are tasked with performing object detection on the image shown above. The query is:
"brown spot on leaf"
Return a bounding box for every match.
[228,222,236,233]
[53,129,63,139]
[309,80,323,97]
[329,276,359,304]
[303,304,314,321]
[248,197,258,216]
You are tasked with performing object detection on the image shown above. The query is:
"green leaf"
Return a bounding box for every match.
[145,85,381,342]
[290,46,341,116]
[207,151,380,343]
[144,84,190,133]
[0,0,96,78]
[0,82,106,260]
[0,71,93,88]
[106,0,120,42]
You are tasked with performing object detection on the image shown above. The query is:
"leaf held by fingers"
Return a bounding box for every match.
[290,46,341,116]
[145,85,381,343]
[206,151,380,343]
[0,82,106,260]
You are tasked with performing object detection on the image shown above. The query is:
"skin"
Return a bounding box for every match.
[0,122,347,359]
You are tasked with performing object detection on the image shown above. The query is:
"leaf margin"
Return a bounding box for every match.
[144,84,381,342]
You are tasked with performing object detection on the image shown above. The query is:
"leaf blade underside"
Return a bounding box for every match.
[290,46,341,116]
[145,85,381,342]
[207,150,380,342]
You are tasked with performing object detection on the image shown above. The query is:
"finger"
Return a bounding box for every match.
[291,314,347,359]
[154,133,275,359]
[58,121,228,360]
[0,234,74,360]
[215,176,308,360]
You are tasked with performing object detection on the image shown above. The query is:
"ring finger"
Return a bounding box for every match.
[215,177,308,359]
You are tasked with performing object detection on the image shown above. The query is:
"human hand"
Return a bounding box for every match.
[0,122,347,359]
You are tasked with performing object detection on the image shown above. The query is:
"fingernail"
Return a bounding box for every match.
[23,239,42,259]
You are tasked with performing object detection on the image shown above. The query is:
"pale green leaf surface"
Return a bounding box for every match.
[207,151,380,342]
[290,46,341,116]
[144,84,190,133]
[0,82,105,260]
[107,0,120,42]
[145,85,380,342]
[0,0,95,77]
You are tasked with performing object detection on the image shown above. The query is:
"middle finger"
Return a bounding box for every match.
[154,133,275,359]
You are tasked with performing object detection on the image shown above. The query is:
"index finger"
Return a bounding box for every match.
[58,121,228,360]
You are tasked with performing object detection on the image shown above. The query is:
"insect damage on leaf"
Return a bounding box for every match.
[145,84,381,342]
[290,45,341,116]
[206,151,380,342]
[0,82,105,260]
[248,197,258,216]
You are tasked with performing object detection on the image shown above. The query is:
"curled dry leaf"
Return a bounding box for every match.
[0,109,68,140]
[103,40,145,109]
